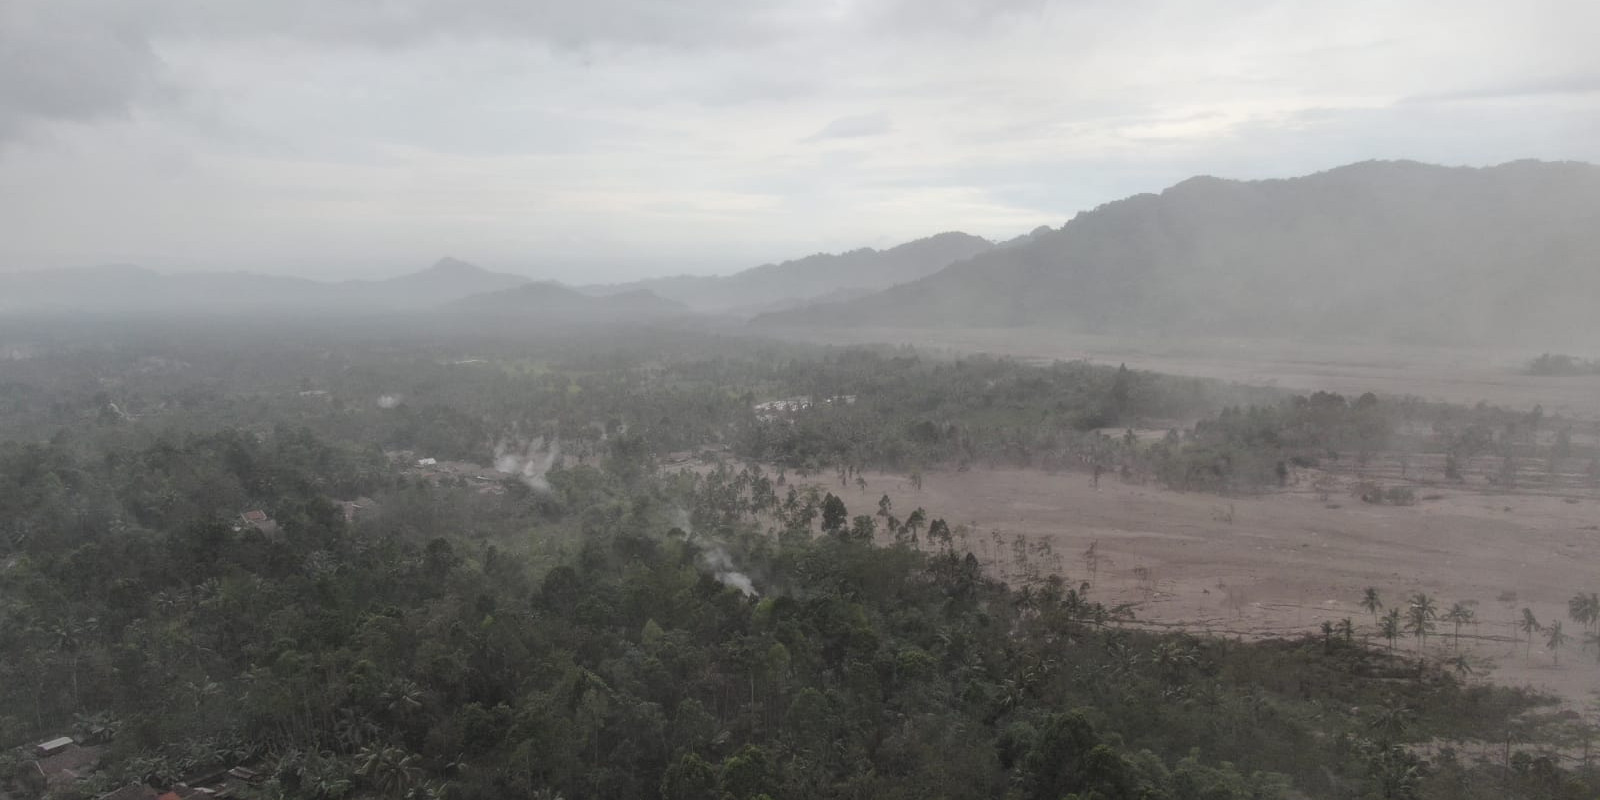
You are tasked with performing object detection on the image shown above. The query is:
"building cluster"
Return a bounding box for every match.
[396,451,514,495]
[8,736,265,799]
[752,394,857,421]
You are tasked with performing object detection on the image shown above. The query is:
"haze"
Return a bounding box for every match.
[4,0,1599,281]
[11,4,1600,797]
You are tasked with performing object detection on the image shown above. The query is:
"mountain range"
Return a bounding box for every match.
[581,231,994,315]
[756,160,1600,345]
[6,160,1598,346]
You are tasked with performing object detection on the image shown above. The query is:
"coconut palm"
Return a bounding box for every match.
[1569,592,1600,633]
[356,745,423,799]
[1367,744,1424,799]
[1443,602,1475,651]
[1547,621,1571,665]
[1380,609,1403,651]
[1519,608,1542,659]
[1405,593,1437,650]
[1368,699,1415,743]
[1361,587,1383,623]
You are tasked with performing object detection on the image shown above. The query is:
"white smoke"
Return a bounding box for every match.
[493,437,561,491]
[670,506,692,535]
[377,394,401,409]
[701,545,759,598]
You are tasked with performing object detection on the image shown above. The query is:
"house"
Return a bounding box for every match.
[236,510,279,535]
[226,766,263,784]
[416,457,438,467]
[35,736,74,757]
[34,741,104,788]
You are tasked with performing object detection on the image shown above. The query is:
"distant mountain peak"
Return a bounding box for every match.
[426,257,487,275]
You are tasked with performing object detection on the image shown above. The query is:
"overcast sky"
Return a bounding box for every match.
[3,0,1598,281]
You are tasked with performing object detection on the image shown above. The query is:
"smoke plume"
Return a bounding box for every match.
[494,437,561,491]
[701,545,759,598]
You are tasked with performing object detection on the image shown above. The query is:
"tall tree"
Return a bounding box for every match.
[1444,602,1475,651]
[1380,609,1403,652]
[1519,609,1543,660]
[356,745,423,799]
[903,508,926,542]
[1406,594,1437,651]
[819,493,848,535]
[1568,592,1599,634]
[1361,587,1384,623]
[1547,621,1571,665]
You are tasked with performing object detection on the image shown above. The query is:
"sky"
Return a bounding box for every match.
[2,0,1598,282]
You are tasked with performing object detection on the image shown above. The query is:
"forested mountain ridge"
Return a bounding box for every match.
[756,160,1600,345]
[0,257,532,314]
[583,231,994,315]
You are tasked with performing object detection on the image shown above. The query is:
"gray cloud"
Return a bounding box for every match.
[864,0,1054,36]
[806,112,894,142]
[147,0,794,49]
[0,1,169,141]
[0,0,797,143]
[1,0,1597,281]
[1403,74,1600,105]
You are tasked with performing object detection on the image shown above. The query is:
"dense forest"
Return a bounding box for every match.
[0,319,1595,800]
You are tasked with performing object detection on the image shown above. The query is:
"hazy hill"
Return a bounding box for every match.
[757,160,1600,345]
[347,257,533,308]
[445,282,690,325]
[585,231,994,315]
[0,257,532,315]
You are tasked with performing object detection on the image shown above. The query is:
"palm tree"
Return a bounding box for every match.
[1380,609,1403,651]
[1569,592,1600,633]
[1368,699,1415,743]
[1547,621,1571,665]
[1338,617,1356,643]
[1367,744,1424,799]
[1406,593,1437,651]
[48,618,90,711]
[1361,587,1383,623]
[356,745,422,799]
[1519,608,1542,659]
[1443,602,1475,651]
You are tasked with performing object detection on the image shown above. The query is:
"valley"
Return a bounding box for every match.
[773,326,1600,420]
[813,461,1600,710]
